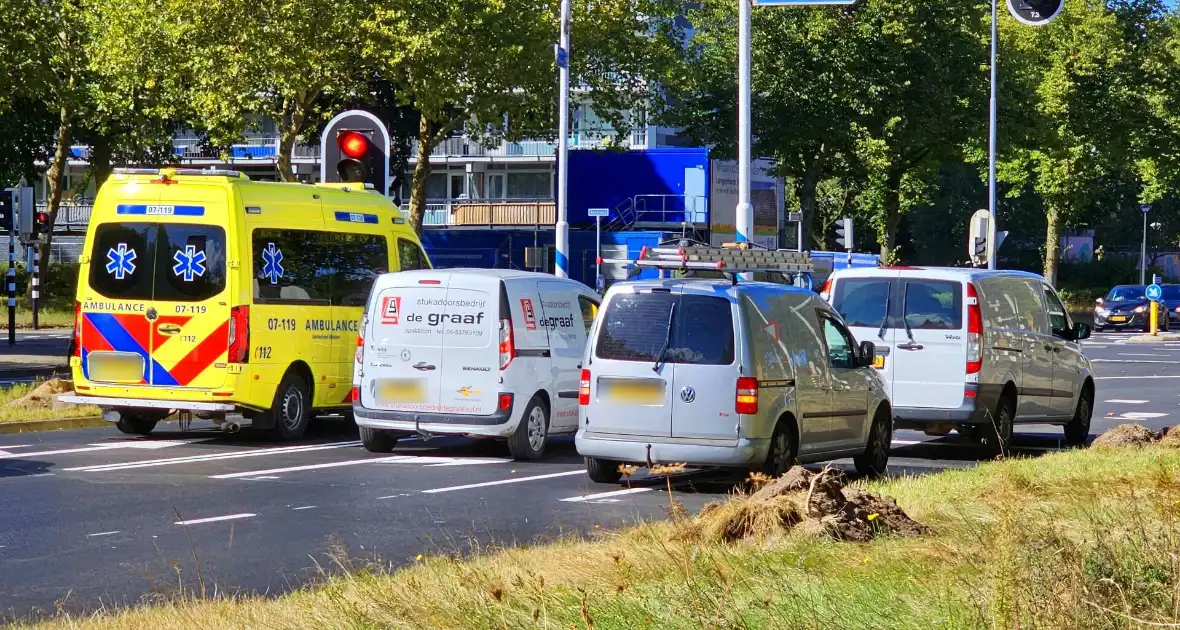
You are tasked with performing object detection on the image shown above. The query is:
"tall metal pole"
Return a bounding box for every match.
[7,210,15,347]
[737,0,753,248]
[987,0,998,270]
[1141,210,1148,285]
[554,0,571,279]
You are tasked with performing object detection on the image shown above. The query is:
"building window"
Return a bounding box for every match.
[507,172,551,199]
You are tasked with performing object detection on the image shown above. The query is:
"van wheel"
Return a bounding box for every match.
[507,396,548,461]
[267,373,311,441]
[585,457,623,483]
[360,426,399,453]
[853,408,891,478]
[115,412,160,436]
[982,394,1015,459]
[1063,387,1093,446]
[759,420,796,477]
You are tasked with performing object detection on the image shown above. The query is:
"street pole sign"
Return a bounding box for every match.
[1006,0,1064,25]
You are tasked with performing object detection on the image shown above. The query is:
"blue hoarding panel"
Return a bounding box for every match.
[564,148,709,226]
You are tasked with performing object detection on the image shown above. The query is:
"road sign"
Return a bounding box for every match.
[1141,204,1152,213]
[587,207,609,217]
[1006,0,1064,26]
[1147,284,1163,302]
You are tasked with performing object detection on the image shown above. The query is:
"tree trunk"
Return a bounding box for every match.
[1043,204,1061,286]
[408,115,434,234]
[277,100,305,183]
[33,102,71,296]
[90,134,113,189]
[796,153,822,250]
[879,169,903,263]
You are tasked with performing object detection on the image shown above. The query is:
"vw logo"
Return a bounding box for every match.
[679,387,696,403]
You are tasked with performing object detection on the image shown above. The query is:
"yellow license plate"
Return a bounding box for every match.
[872,355,885,369]
[376,380,426,403]
[607,381,663,404]
[1109,316,1127,322]
[87,352,145,384]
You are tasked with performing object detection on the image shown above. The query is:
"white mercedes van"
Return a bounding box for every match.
[823,267,1095,454]
[575,279,893,483]
[351,269,600,460]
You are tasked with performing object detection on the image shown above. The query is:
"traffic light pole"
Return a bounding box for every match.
[554,0,571,279]
[7,217,15,346]
[31,244,39,330]
[986,0,998,270]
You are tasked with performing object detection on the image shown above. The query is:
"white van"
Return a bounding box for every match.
[351,269,600,460]
[575,279,893,483]
[822,267,1095,453]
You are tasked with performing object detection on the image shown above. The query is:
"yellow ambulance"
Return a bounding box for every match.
[61,167,431,440]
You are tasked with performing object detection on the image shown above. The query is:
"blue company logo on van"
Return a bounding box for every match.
[334,211,379,224]
[116,204,205,216]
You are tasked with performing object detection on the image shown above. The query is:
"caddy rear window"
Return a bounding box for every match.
[595,292,734,365]
[88,223,226,302]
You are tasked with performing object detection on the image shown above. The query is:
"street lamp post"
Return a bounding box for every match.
[554,0,571,279]
[987,0,998,270]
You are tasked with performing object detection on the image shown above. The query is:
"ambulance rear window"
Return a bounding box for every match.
[88,223,226,302]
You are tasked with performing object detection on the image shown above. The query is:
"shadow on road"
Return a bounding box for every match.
[0,458,54,478]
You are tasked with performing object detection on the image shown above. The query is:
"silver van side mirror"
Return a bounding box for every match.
[858,340,876,367]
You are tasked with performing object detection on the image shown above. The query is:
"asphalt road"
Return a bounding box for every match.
[0,329,1177,622]
[0,330,71,385]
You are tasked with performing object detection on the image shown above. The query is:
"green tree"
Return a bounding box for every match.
[365,0,683,233]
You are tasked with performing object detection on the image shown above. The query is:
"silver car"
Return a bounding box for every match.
[575,279,893,483]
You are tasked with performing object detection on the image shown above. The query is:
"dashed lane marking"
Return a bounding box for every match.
[292,506,316,511]
[175,513,256,526]
[208,455,510,479]
[86,531,120,538]
[1091,359,1178,364]
[1096,375,1180,380]
[64,441,362,472]
[1117,353,1173,358]
[1,441,185,460]
[422,470,586,494]
[560,487,652,503]
[1104,399,1148,404]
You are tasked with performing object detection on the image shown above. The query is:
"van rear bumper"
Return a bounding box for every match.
[353,404,517,437]
[892,400,978,425]
[575,431,769,468]
[56,395,235,413]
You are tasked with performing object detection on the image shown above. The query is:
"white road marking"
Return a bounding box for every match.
[1092,359,1177,364]
[209,455,416,479]
[423,458,511,467]
[422,470,586,494]
[1111,412,1168,420]
[1117,353,1172,358]
[1096,375,1180,380]
[1104,399,1148,404]
[890,439,927,446]
[64,441,361,472]
[292,506,316,511]
[174,513,256,526]
[377,493,412,499]
[87,531,120,537]
[1,441,184,460]
[560,487,652,503]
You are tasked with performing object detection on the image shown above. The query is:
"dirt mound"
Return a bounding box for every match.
[1092,424,1161,448]
[682,467,926,544]
[5,379,73,409]
[1158,427,1180,449]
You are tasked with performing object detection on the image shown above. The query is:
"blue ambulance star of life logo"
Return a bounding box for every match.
[105,242,137,280]
[171,245,207,282]
[261,242,284,284]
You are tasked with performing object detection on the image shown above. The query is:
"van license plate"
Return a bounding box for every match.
[607,381,662,404]
[376,380,426,404]
[872,355,885,369]
[1109,315,1126,322]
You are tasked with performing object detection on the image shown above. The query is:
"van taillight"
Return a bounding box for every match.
[820,279,833,302]
[72,301,82,357]
[966,283,983,374]
[736,377,759,414]
[579,369,591,405]
[350,386,360,403]
[355,334,364,364]
[228,305,250,363]
[499,317,515,370]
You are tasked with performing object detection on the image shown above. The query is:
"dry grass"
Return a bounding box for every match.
[23,446,1180,629]
[0,381,99,423]
[0,306,74,330]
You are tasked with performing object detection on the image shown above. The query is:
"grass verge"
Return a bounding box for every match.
[0,304,74,330]
[23,445,1180,629]
[0,381,99,423]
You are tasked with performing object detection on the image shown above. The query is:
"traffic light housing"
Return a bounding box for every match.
[0,190,12,233]
[320,110,391,195]
[835,217,854,251]
[973,235,987,259]
[30,210,50,242]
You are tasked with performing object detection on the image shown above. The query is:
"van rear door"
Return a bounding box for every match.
[81,198,231,389]
[830,272,899,397]
[891,278,968,409]
[585,288,676,438]
[668,291,739,440]
[437,274,499,416]
[362,278,447,413]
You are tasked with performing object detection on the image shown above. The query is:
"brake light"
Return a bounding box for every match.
[228,305,250,363]
[579,369,591,405]
[498,393,514,411]
[72,301,82,357]
[355,333,364,364]
[966,283,983,374]
[736,377,758,414]
[499,317,515,369]
[820,278,833,302]
[350,386,360,403]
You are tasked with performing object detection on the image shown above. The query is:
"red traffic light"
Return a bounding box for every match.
[337,131,369,159]
[35,212,49,224]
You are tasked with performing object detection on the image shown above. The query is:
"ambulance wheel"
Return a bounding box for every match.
[359,426,399,453]
[507,396,548,461]
[115,412,159,436]
[267,373,311,441]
